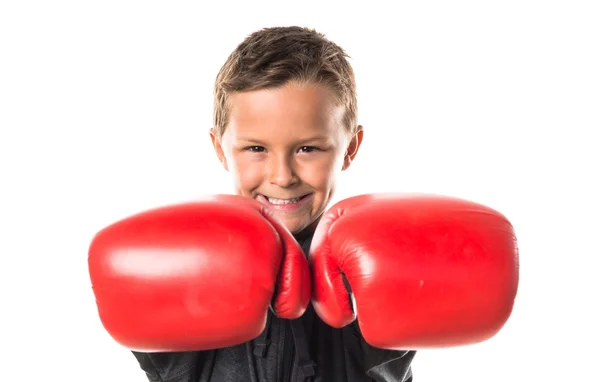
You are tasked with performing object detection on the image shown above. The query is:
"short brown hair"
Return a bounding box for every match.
[213,26,358,139]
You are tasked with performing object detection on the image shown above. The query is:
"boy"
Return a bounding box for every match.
[89,26,518,381]
[138,26,415,382]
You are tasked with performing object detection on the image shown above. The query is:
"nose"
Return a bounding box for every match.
[267,154,299,188]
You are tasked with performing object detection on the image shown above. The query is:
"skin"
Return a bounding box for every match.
[210,81,363,234]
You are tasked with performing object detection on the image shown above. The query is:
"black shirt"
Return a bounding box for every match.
[131,231,416,381]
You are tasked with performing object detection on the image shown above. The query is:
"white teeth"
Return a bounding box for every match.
[267,196,301,205]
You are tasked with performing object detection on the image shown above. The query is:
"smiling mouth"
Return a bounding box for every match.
[259,194,312,205]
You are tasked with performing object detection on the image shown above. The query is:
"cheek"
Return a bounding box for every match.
[229,153,264,191]
[298,156,340,191]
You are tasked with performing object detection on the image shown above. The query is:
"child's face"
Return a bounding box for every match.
[211,82,362,234]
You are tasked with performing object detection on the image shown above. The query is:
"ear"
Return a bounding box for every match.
[342,126,364,171]
[210,128,229,172]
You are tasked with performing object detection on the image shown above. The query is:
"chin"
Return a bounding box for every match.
[277,216,312,235]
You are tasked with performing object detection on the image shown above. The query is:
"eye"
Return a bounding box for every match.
[298,146,318,153]
[245,146,266,153]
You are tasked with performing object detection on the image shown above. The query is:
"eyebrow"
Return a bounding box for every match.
[236,136,331,145]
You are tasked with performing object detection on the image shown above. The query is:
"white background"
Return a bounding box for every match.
[1,1,598,381]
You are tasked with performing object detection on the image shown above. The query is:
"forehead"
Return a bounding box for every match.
[227,83,345,140]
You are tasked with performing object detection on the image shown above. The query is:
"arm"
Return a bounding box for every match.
[362,346,415,382]
[356,323,416,382]
[131,351,211,382]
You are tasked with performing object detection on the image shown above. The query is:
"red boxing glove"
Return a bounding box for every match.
[309,193,519,350]
[88,194,310,352]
